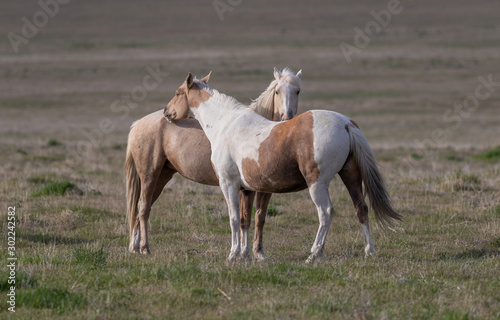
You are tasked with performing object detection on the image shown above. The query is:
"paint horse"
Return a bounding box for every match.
[125,68,302,258]
[164,73,401,262]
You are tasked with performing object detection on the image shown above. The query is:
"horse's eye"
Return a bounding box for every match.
[297,90,300,95]
[175,92,180,96]
[275,91,279,95]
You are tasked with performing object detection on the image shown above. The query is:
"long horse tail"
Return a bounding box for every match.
[347,124,402,227]
[125,143,141,246]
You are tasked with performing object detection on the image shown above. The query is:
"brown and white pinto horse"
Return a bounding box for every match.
[125,68,302,258]
[164,73,401,262]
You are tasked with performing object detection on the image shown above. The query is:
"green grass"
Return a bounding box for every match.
[47,139,62,147]
[475,146,500,162]
[31,181,79,197]
[17,287,87,314]
[72,245,108,269]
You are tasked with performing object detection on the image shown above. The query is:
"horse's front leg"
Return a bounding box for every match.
[220,181,242,261]
[239,190,255,260]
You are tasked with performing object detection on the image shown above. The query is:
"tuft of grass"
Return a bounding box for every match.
[47,139,62,147]
[267,203,280,216]
[17,287,87,314]
[452,169,480,191]
[445,154,464,162]
[410,151,424,160]
[72,245,108,269]
[492,205,500,216]
[475,146,500,162]
[31,180,81,197]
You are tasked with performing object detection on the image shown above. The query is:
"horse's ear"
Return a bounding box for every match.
[273,67,281,81]
[185,73,194,88]
[296,69,302,79]
[201,71,212,84]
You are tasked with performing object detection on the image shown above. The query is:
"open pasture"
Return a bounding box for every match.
[0,0,499,318]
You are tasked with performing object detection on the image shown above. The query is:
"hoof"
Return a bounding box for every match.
[253,250,267,261]
[238,251,252,261]
[129,246,140,254]
[140,247,151,255]
[227,252,239,261]
[364,245,376,258]
[305,251,324,264]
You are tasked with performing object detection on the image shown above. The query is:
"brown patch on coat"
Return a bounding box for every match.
[188,84,212,109]
[241,111,319,193]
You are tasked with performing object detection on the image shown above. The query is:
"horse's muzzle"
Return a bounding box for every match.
[164,108,175,123]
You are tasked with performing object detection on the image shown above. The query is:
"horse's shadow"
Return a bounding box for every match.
[439,248,500,260]
[19,231,94,245]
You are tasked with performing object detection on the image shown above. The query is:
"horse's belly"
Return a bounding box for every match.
[172,159,219,186]
[240,158,308,193]
[166,126,219,186]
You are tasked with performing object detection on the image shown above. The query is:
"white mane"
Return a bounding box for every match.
[211,89,249,111]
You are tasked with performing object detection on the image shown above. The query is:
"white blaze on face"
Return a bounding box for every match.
[275,82,300,121]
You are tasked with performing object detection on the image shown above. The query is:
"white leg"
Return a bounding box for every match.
[240,228,250,260]
[129,227,141,253]
[220,182,241,261]
[362,224,376,257]
[306,183,335,263]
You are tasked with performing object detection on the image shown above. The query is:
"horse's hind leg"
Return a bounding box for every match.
[253,192,271,260]
[152,166,176,205]
[338,156,375,257]
[131,167,174,253]
[239,190,255,260]
[137,178,157,255]
[306,182,335,263]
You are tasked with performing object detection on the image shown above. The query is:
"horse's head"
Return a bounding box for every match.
[164,72,211,122]
[273,67,302,121]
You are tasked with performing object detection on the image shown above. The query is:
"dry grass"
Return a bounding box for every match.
[1,0,500,319]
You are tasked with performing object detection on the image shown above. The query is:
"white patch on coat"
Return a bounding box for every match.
[311,111,351,183]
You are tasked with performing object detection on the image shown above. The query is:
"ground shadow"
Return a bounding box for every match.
[19,232,95,245]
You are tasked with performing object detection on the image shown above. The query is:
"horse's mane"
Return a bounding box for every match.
[249,67,302,120]
[211,89,247,111]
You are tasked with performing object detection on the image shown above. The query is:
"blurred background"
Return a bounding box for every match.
[1,0,499,154]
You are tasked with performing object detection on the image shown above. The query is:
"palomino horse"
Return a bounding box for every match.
[125,68,302,257]
[164,73,401,262]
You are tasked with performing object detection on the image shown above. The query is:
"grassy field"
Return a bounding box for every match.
[1,0,500,319]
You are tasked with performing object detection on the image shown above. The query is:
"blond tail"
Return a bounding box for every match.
[348,126,402,227]
[125,144,141,247]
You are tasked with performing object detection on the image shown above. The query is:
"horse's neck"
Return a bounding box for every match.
[192,96,247,143]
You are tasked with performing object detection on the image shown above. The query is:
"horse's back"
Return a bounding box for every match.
[236,110,352,192]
